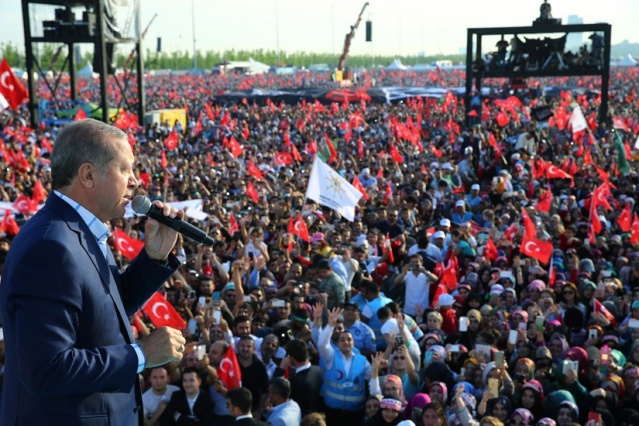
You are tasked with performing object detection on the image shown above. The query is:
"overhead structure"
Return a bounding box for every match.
[464,1,611,125]
[336,2,369,73]
[21,0,145,128]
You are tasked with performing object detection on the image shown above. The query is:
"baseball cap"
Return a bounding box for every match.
[438,294,454,306]
[455,200,465,207]
[433,231,446,239]
[471,184,480,191]
[442,163,453,171]
[440,218,451,227]
[362,168,370,175]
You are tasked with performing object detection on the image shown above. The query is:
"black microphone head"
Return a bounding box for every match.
[132,195,152,215]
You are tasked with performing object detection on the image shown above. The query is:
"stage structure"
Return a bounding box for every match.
[464,1,611,126]
[21,0,145,128]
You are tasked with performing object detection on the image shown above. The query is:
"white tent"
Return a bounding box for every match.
[386,58,408,70]
[77,60,98,79]
[618,54,637,66]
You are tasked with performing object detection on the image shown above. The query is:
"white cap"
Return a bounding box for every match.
[440,218,451,227]
[442,163,454,171]
[490,284,504,295]
[455,200,465,207]
[433,230,446,239]
[362,168,370,175]
[438,294,454,306]
[430,162,439,169]
[471,184,480,191]
[397,421,416,426]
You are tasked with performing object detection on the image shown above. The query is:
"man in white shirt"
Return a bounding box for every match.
[393,255,438,318]
[142,366,180,425]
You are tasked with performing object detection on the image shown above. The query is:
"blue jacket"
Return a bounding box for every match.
[322,352,368,411]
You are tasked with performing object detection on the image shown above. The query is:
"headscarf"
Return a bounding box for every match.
[383,375,406,404]
[515,358,536,381]
[565,347,588,376]
[522,379,544,399]
[557,400,579,422]
[422,362,455,395]
[486,395,513,417]
[548,333,570,363]
[544,390,576,418]
[429,381,448,403]
[403,393,431,421]
[510,408,535,426]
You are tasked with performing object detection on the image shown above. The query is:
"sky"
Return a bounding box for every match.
[1,0,638,59]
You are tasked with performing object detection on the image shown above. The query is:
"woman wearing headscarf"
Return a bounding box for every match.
[543,390,576,421]
[421,362,457,400]
[404,393,431,424]
[421,401,448,426]
[509,408,534,426]
[546,333,570,368]
[364,397,405,426]
[555,400,579,426]
[516,380,544,421]
[481,395,512,424]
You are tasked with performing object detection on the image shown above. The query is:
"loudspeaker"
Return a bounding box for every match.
[365,21,372,42]
[157,37,162,53]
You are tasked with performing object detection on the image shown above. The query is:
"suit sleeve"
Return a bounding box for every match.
[10,240,139,397]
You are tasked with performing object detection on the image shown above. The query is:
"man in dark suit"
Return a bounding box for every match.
[0,119,187,425]
[160,367,215,425]
[274,339,324,416]
[227,387,267,425]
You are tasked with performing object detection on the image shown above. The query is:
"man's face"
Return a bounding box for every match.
[387,211,398,224]
[289,264,302,279]
[199,279,214,296]
[235,320,251,336]
[182,372,201,397]
[237,339,255,360]
[343,305,359,322]
[149,368,169,392]
[92,136,138,222]
[337,331,354,355]
[208,342,224,366]
[262,336,279,357]
[223,290,236,305]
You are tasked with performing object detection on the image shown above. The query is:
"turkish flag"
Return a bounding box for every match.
[430,284,448,309]
[112,228,144,261]
[440,252,459,291]
[352,175,369,200]
[0,209,20,236]
[591,184,612,211]
[0,58,28,110]
[160,149,168,169]
[31,179,47,206]
[227,136,243,158]
[242,125,250,141]
[535,187,552,213]
[217,345,242,390]
[431,144,443,158]
[229,213,239,236]
[520,234,552,264]
[245,181,259,203]
[13,194,37,214]
[246,161,264,181]
[618,203,632,232]
[546,164,573,181]
[382,233,395,264]
[631,214,639,245]
[164,130,178,151]
[521,208,537,238]
[383,181,393,204]
[291,144,303,162]
[485,238,500,261]
[357,138,364,158]
[504,223,517,242]
[142,292,187,330]
[205,103,214,120]
[389,145,404,164]
[590,205,602,235]
[291,214,310,242]
[274,152,293,167]
[114,111,133,131]
[593,298,618,327]
[74,108,87,121]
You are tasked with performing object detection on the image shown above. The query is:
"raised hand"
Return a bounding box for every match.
[327,307,344,327]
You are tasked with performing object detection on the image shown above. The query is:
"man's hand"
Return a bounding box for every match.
[327,307,343,327]
[139,326,186,368]
[144,201,184,260]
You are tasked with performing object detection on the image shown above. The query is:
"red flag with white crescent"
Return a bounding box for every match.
[113,228,144,261]
[0,58,29,110]
[216,346,242,390]
[618,203,632,232]
[352,175,369,200]
[292,214,310,242]
[245,181,259,203]
[142,291,186,330]
[520,234,552,264]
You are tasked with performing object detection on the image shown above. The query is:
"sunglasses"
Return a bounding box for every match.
[393,356,406,360]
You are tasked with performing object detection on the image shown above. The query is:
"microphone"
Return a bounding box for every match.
[131,196,215,246]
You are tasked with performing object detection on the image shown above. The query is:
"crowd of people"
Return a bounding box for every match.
[1,65,639,426]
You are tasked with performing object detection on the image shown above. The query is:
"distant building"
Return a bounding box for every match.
[566,15,584,52]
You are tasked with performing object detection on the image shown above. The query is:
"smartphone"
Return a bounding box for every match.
[494,351,504,368]
[602,270,612,278]
[212,309,221,323]
[187,318,197,334]
[459,316,468,332]
[449,344,460,353]
[188,290,196,300]
[535,315,545,331]
[518,322,527,331]
[562,360,578,374]
[197,296,206,307]
[272,299,286,308]
[509,329,518,345]
[600,345,611,366]
[589,329,598,340]
[196,344,206,360]
[212,291,221,307]
[243,295,251,302]
[629,319,639,329]
[476,344,492,360]
[488,378,499,396]
[394,336,405,349]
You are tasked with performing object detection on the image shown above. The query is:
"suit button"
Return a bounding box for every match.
[133,406,141,414]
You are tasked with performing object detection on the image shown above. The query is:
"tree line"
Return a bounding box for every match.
[1,42,464,72]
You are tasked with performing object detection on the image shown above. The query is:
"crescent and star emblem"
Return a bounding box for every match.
[336,370,345,380]
[151,302,170,320]
[118,237,132,253]
[220,358,234,374]
[524,241,539,253]
[0,71,14,91]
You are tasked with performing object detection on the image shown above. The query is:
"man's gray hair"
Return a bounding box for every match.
[51,119,127,190]
[269,376,291,400]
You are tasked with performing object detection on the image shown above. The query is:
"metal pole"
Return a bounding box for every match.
[275,0,280,67]
[136,0,145,124]
[96,0,109,123]
[21,0,37,128]
[331,4,335,57]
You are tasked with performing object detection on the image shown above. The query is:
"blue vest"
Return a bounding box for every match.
[322,352,367,411]
[365,296,392,350]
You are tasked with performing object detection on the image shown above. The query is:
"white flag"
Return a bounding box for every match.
[306,156,362,221]
[569,106,588,134]
[634,134,639,151]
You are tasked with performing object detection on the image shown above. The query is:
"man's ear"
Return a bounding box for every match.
[77,163,96,188]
